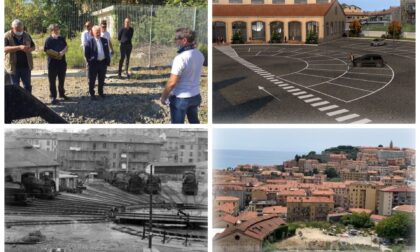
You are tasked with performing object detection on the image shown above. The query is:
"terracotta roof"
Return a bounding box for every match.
[215,196,240,201]
[370,214,387,221]
[287,196,333,203]
[278,189,306,197]
[393,205,415,213]
[222,214,238,224]
[312,189,335,196]
[238,211,258,221]
[215,202,236,214]
[5,139,59,168]
[381,176,404,180]
[214,215,286,241]
[380,185,415,193]
[214,2,336,17]
[262,206,287,215]
[349,208,372,214]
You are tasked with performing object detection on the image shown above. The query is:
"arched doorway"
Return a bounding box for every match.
[306,21,319,43]
[232,21,247,43]
[251,21,266,41]
[213,21,226,43]
[288,21,302,42]
[270,21,284,43]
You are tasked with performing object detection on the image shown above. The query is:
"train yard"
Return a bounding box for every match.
[5,178,208,251]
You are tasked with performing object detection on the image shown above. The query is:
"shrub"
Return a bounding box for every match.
[231,30,244,44]
[198,44,208,66]
[306,31,318,44]
[65,34,86,68]
[349,20,362,37]
[388,20,402,39]
[270,30,282,43]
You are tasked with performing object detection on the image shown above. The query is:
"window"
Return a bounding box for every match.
[190,152,193,157]
[113,162,116,168]
[180,145,185,149]
[316,0,328,3]
[272,0,285,3]
[229,0,242,3]
[251,0,264,4]
[213,0,219,2]
[294,0,307,4]
[103,143,107,148]
[113,153,116,159]
[93,143,96,150]
[189,158,193,163]
[114,143,117,149]
[47,140,50,145]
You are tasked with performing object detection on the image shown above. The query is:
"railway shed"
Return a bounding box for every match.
[5,138,60,191]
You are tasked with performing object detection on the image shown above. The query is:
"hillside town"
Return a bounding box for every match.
[213,143,415,251]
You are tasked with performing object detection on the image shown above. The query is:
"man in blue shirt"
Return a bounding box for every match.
[44,24,68,104]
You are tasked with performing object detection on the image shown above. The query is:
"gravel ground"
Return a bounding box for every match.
[5,223,207,252]
[12,66,208,124]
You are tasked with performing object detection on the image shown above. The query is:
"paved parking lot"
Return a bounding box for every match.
[213,38,415,123]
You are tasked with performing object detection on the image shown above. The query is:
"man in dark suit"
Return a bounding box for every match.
[84,25,110,100]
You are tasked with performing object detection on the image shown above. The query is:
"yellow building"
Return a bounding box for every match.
[286,196,334,222]
[347,182,384,212]
[213,0,346,43]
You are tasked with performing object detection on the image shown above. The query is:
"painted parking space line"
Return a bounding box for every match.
[215,46,374,124]
[327,109,349,116]
[335,114,360,122]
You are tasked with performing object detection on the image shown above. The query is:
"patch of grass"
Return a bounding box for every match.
[403,24,416,32]
[362,24,388,32]
[65,35,86,68]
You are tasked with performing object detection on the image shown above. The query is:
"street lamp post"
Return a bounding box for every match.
[148,163,154,250]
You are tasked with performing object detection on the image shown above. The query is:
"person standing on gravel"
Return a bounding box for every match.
[160,28,204,124]
[84,25,111,100]
[100,20,113,78]
[44,24,69,105]
[4,19,35,93]
[117,17,134,79]
[81,21,93,47]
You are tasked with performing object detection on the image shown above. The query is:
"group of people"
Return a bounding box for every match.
[4,18,204,123]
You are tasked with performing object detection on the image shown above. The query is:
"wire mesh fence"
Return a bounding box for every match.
[5,1,207,71]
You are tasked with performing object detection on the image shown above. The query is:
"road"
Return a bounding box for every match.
[213,38,415,123]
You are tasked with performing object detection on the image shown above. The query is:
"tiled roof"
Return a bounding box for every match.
[393,204,415,213]
[263,206,287,215]
[215,196,240,201]
[312,189,335,196]
[349,208,372,214]
[5,139,59,168]
[380,185,415,193]
[214,2,336,17]
[215,202,236,214]
[287,196,333,203]
[238,211,258,221]
[222,214,238,224]
[370,214,387,221]
[278,189,306,197]
[214,215,286,241]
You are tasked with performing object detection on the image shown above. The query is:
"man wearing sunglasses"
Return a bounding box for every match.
[160,28,204,124]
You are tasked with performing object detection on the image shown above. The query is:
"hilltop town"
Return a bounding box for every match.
[213,143,415,251]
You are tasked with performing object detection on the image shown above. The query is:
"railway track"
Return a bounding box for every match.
[111,226,207,242]
[6,217,108,226]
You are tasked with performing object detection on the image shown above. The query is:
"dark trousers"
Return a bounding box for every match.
[48,63,67,99]
[119,43,132,74]
[10,67,31,93]
[88,60,107,96]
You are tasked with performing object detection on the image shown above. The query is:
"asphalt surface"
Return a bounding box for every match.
[213,38,415,124]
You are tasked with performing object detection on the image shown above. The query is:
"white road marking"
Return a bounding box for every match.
[311,101,330,107]
[274,81,284,84]
[288,88,301,92]
[296,72,335,79]
[318,105,339,111]
[270,79,280,82]
[298,94,314,99]
[335,114,360,122]
[278,84,289,87]
[283,86,295,90]
[293,91,307,95]
[327,109,349,116]
[350,118,372,124]
[340,76,387,84]
[304,97,322,103]
[255,51,261,56]
[319,82,373,93]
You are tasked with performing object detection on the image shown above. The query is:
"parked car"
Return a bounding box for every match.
[352,54,385,67]
[371,38,386,46]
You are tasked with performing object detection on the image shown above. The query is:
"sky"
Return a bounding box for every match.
[338,0,400,11]
[213,128,415,153]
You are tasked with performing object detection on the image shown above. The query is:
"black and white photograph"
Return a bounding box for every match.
[5,128,208,252]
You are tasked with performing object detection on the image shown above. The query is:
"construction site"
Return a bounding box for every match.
[5,129,208,252]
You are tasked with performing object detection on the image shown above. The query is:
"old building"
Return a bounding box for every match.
[214,215,288,252]
[286,196,334,222]
[5,138,60,191]
[401,0,415,24]
[347,181,383,212]
[214,196,241,217]
[56,133,163,177]
[378,185,415,216]
[213,0,346,43]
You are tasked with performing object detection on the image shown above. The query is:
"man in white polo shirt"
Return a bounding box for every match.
[160,28,204,124]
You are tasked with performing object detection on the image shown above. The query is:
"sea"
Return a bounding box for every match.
[213,149,301,169]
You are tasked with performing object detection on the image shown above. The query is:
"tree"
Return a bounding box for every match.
[388,20,402,39]
[378,144,383,148]
[349,19,361,37]
[313,168,319,174]
[324,167,339,179]
[376,213,414,242]
[294,154,301,162]
[341,213,373,229]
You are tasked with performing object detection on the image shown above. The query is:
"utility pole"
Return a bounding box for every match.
[149,163,153,249]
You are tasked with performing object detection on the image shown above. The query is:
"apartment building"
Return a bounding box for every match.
[286,196,334,222]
